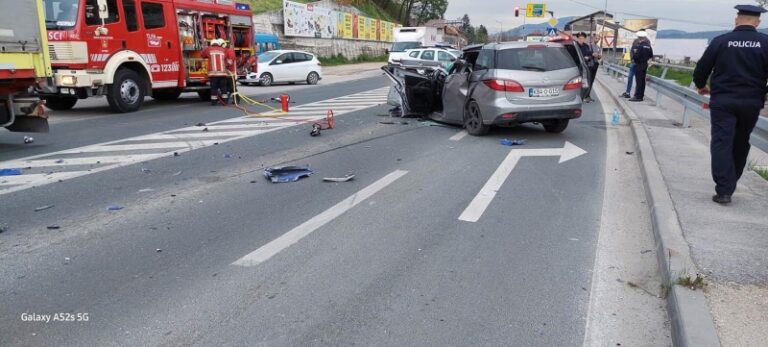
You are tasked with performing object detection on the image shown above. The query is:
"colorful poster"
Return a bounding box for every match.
[282,0,395,42]
[343,13,353,39]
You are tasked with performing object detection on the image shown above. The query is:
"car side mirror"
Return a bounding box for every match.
[450,57,457,62]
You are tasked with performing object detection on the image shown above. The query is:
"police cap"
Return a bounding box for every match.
[735,4,767,17]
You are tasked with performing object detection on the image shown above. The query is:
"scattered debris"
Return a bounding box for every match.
[626,151,635,155]
[202,127,209,132]
[63,257,71,264]
[155,249,162,253]
[0,168,22,176]
[106,204,124,211]
[46,225,60,230]
[263,166,313,183]
[249,180,257,184]
[309,123,322,137]
[379,121,396,125]
[323,175,355,182]
[213,142,219,145]
[34,205,55,212]
[172,171,183,176]
[0,224,6,234]
[195,122,206,127]
[141,168,152,173]
[173,152,180,157]
[640,249,653,254]
[223,154,233,159]
[54,159,65,164]
[23,136,34,144]
[500,138,527,146]
[138,188,155,193]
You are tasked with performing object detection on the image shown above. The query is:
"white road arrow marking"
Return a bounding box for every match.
[458,141,587,223]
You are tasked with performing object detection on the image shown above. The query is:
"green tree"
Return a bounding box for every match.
[476,25,489,43]
[757,0,768,8]
[414,0,448,25]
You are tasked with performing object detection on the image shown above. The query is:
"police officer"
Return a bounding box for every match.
[693,4,768,204]
[628,30,653,102]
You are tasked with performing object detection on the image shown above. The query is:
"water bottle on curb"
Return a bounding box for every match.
[611,109,620,126]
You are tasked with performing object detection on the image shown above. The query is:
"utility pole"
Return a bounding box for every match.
[496,20,503,42]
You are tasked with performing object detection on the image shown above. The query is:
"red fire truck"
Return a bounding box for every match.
[41,0,256,113]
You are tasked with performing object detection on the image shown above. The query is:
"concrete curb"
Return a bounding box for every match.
[595,76,721,347]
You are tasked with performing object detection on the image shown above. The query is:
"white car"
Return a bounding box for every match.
[241,50,323,87]
[400,47,461,68]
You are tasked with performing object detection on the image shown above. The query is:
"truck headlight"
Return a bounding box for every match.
[61,75,78,86]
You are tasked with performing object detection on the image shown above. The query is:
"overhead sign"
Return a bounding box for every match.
[546,27,557,36]
[526,3,546,18]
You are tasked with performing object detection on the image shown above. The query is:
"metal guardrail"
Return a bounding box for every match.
[603,62,768,150]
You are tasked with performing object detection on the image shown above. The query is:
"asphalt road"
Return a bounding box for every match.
[0,75,608,346]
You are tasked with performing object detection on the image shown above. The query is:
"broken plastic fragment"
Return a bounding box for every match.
[107,205,124,211]
[47,225,60,230]
[263,166,313,183]
[34,205,55,212]
[500,139,527,146]
[323,175,355,182]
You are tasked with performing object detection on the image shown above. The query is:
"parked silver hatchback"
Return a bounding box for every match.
[385,41,587,135]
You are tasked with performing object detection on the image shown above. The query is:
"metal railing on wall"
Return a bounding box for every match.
[603,62,768,152]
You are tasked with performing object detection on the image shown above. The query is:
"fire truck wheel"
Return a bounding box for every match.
[307,72,319,85]
[197,90,211,101]
[152,89,182,101]
[43,97,77,111]
[107,69,145,113]
[259,73,273,87]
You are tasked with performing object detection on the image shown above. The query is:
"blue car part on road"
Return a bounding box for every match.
[264,166,314,183]
[0,168,23,176]
[500,139,527,146]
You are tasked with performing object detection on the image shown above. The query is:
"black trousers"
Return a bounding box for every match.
[634,63,648,99]
[209,76,227,102]
[588,64,599,97]
[710,100,761,196]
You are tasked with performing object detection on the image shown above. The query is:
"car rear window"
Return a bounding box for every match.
[495,47,576,72]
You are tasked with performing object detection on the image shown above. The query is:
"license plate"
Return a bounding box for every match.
[529,88,559,97]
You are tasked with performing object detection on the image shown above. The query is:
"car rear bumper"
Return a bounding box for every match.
[491,108,582,125]
[480,96,583,125]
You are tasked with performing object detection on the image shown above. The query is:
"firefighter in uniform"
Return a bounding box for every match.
[201,39,228,105]
[693,4,768,204]
[222,40,237,103]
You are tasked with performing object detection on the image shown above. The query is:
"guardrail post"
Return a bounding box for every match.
[660,67,669,79]
[655,89,663,106]
[682,104,690,128]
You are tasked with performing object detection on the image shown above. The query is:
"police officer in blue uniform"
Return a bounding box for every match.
[693,4,768,204]
[628,31,653,102]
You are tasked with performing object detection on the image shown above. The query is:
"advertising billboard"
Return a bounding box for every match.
[283,0,396,42]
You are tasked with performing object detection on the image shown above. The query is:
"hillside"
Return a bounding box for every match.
[250,0,397,22]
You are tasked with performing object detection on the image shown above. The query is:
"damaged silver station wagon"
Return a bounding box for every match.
[384,39,593,135]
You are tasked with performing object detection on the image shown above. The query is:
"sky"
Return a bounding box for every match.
[444,0,752,33]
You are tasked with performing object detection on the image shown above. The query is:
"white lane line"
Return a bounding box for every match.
[232,170,408,267]
[458,151,522,223]
[449,130,468,141]
[0,154,161,168]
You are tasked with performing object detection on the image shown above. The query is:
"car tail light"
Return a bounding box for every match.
[563,76,583,90]
[483,79,524,92]
[574,109,582,116]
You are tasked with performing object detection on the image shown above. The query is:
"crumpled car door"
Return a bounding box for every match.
[442,66,472,122]
[381,66,437,116]
[565,43,591,99]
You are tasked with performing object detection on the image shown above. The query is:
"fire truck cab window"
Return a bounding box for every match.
[123,0,138,32]
[141,2,165,30]
[85,0,119,26]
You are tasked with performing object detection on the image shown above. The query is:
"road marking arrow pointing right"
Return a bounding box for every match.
[458,141,587,223]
